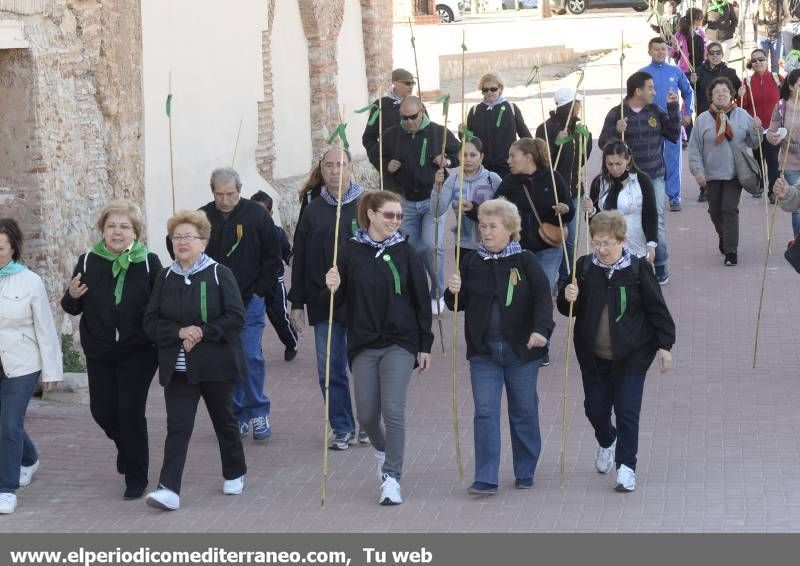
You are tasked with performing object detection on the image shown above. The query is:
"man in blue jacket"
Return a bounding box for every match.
[641,36,694,213]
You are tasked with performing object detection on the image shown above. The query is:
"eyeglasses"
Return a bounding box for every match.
[376,210,403,221]
[170,235,203,243]
[400,111,421,121]
[399,80,416,87]
[481,86,500,93]
[708,50,723,56]
[751,57,767,63]
[590,240,622,250]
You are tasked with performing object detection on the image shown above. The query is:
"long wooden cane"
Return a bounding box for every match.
[231,113,244,168]
[536,71,571,272]
[408,18,423,99]
[620,31,626,142]
[321,113,348,508]
[432,94,452,355]
[552,65,587,171]
[753,87,800,368]
[166,71,176,214]
[449,32,468,482]
[379,85,385,192]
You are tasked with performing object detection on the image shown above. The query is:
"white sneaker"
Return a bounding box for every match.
[19,460,40,487]
[0,493,17,514]
[379,473,402,505]
[222,475,245,495]
[594,439,616,474]
[374,450,386,481]
[145,486,180,510]
[615,464,636,492]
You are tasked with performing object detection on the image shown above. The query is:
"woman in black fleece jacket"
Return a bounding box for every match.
[61,200,161,501]
[445,198,553,496]
[326,191,432,507]
[557,211,675,493]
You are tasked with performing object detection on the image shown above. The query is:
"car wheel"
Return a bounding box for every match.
[633,5,648,11]
[436,5,454,23]
[566,0,585,14]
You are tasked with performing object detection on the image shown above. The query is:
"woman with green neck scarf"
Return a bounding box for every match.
[60,200,161,501]
[0,218,63,514]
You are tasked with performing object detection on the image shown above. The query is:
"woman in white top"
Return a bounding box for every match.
[582,140,658,264]
[0,218,63,514]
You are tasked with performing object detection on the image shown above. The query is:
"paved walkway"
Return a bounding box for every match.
[6,23,800,534]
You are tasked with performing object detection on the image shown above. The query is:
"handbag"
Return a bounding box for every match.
[521,183,568,247]
[729,140,763,195]
[785,233,800,273]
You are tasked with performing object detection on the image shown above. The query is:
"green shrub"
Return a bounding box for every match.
[61,334,85,373]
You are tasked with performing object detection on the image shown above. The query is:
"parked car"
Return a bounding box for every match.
[437,1,465,22]
[566,0,649,15]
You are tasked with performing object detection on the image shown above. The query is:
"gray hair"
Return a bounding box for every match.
[209,167,242,191]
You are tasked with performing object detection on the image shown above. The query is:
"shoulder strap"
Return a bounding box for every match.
[507,102,516,118]
[83,252,89,273]
[521,183,544,226]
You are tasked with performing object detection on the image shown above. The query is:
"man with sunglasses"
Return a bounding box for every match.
[361,69,417,191]
[367,96,461,313]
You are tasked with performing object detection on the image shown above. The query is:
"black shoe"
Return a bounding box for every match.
[719,239,725,255]
[540,352,550,367]
[284,346,298,362]
[724,253,738,266]
[698,191,707,202]
[116,452,126,475]
[467,481,498,496]
[123,485,146,500]
[514,477,534,489]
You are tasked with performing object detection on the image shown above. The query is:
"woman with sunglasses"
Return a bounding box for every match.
[582,141,658,265]
[465,72,531,178]
[325,191,433,506]
[766,69,800,236]
[557,211,675,493]
[739,48,783,202]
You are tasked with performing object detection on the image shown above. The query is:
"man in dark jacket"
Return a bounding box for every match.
[367,95,461,312]
[202,167,283,441]
[599,71,681,285]
[705,0,738,57]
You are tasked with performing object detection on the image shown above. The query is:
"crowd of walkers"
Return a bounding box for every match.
[8,2,800,515]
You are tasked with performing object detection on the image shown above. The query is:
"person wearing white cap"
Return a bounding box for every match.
[465,72,531,178]
[536,86,593,290]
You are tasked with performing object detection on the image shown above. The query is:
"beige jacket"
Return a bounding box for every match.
[0,268,63,381]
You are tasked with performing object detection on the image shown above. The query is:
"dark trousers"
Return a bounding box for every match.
[158,373,246,494]
[86,346,157,490]
[266,275,298,351]
[581,358,646,471]
[705,179,742,254]
[753,141,780,196]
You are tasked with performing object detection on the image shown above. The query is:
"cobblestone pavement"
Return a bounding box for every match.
[5,31,800,535]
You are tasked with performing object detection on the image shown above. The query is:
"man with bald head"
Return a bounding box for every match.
[367,96,460,313]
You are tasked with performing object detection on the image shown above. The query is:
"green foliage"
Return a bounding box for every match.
[61,334,85,373]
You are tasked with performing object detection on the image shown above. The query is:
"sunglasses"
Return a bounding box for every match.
[751,57,767,62]
[376,210,403,221]
[400,111,421,121]
[481,86,500,93]
[708,50,723,56]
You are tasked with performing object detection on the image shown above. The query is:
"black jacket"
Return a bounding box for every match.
[466,101,531,176]
[144,263,245,386]
[297,184,322,225]
[288,195,361,325]
[444,249,554,363]
[556,255,675,381]
[536,116,594,199]
[494,168,575,253]
[695,61,742,115]
[61,252,162,360]
[368,121,461,201]
[588,170,658,246]
[361,96,402,152]
[199,198,283,304]
[704,4,738,42]
[332,238,433,364]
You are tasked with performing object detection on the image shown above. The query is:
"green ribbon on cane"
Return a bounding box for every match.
[554,123,591,146]
[463,127,475,142]
[524,65,539,88]
[505,268,520,307]
[419,138,428,167]
[355,103,381,126]
[615,287,627,322]
[327,122,350,151]
[383,254,401,295]
[706,0,729,15]
[165,94,173,117]
[436,94,451,116]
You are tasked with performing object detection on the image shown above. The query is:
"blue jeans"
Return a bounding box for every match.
[233,295,270,422]
[758,35,784,74]
[533,246,562,297]
[557,197,579,288]
[651,176,669,273]
[663,138,682,204]
[401,198,445,300]
[783,170,800,236]
[469,341,542,486]
[0,371,40,493]
[313,321,355,435]
[581,358,646,471]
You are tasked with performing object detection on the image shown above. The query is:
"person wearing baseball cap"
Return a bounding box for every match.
[536,86,593,291]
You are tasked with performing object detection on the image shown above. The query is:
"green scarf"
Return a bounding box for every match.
[91,240,149,305]
[400,113,431,136]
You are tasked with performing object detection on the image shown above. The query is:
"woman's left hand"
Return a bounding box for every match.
[552,203,569,215]
[658,349,673,374]
[527,333,548,349]
[417,352,431,373]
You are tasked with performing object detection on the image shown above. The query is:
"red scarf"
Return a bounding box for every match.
[709,102,737,145]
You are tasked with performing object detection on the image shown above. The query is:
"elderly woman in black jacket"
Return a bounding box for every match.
[143,210,246,511]
[557,211,675,493]
[61,200,161,501]
[446,198,553,496]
